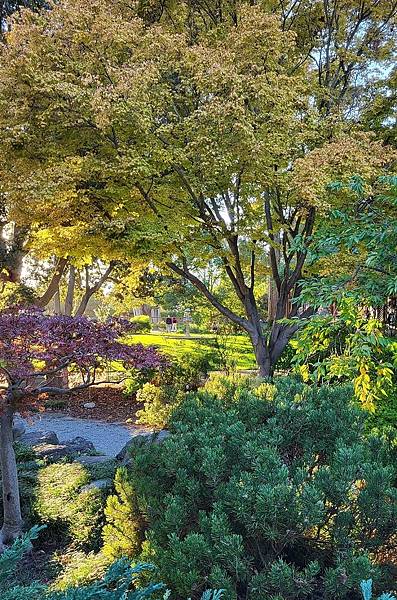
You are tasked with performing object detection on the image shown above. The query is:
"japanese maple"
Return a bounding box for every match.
[0,306,164,548]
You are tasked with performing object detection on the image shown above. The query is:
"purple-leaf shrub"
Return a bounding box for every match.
[0,306,164,399]
[0,306,166,547]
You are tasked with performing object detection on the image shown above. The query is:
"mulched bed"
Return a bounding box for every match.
[43,386,140,423]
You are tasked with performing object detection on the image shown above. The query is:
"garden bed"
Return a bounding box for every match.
[43,386,138,423]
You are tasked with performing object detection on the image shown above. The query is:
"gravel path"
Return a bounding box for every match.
[24,413,149,456]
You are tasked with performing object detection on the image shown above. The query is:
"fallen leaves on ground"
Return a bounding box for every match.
[44,386,139,423]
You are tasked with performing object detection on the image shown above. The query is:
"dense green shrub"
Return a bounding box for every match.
[124,348,213,401]
[136,383,185,428]
[105,377,397,599]
[85,458,117,482]
[1,528,394,600]
[134,353,213,428]
[131,315,151,332]
[123,366,156,396]
[0,528,224,600]
[51,550,111,591]
[203,372,276,403]
[13,441,38,462]
[367,386,397,438]
[102,467,146,559]
[34,463,106,550]
[152,353,213,390]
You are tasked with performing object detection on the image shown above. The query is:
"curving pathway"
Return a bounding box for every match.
[24,413,149,456]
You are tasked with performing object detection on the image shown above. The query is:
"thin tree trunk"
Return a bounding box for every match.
[54,286,61,314]
[268,277,279,322]
[0,403,22,549]
[51,285,69,387]
[251,331,272,377]
[74,262,115,316]
[64,265,76,316]
[268,231,280,322]
[37,257,68,308]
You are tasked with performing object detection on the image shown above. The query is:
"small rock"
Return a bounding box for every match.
[83,402,96,409]
[81,479,112,492]
[75,455,112,466]
[65,436,95,454]
[116,430,170,463]
[12,416,26,440]
[20,431,59,446]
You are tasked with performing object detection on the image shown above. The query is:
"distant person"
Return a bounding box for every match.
[165,316,172,333]
[172,316,178,332]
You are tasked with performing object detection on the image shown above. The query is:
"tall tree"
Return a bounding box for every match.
[0,0,48,277]
[0,0,395,374]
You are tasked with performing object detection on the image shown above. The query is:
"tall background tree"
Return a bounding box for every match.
[0,0,48,287]
[0,0,395,374]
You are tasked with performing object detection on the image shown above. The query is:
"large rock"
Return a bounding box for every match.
[12,416,26,440]
[116,430,170,463]
[33,444,69,460]
[20,430,59,446]
[65,436,96,454]
[33,436,96,460]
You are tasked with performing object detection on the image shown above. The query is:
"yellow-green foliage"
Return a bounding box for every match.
[136,383,184,428]
[102,468,144,559]
[291,298,397,411]
[204,372,276,403]
[0,282,36,310]
[52,551,111,591]
[34,463,105,549]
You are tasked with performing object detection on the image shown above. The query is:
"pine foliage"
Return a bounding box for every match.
[105,377,397,599]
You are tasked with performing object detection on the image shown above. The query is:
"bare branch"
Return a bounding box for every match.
[167,261,253,333]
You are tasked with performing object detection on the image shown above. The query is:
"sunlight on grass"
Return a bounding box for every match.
[128,332,256,370]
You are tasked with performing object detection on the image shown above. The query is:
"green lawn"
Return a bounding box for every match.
[128,331,257,370]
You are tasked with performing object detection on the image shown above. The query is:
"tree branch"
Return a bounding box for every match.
[264,194,281,290]
[74,261,116,316]
[166,261,252,333]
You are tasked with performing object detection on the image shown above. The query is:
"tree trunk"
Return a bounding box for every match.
[0,404,22,549]
[74,262,115,317]
[268,232,280,322]
[64,265,76,316]
[268,276,279,322]
[3,225,29,284]
[248,326,272,377]
[54,286,61,314]
[49,284,69,388]
[37,257,68,308]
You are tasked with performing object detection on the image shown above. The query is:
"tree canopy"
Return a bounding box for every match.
[0,0,396,373]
